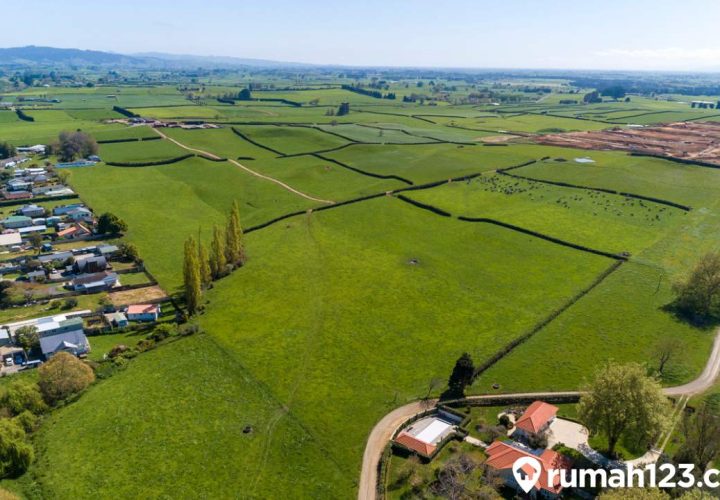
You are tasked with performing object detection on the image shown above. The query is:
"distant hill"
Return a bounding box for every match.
[0,45,313,69]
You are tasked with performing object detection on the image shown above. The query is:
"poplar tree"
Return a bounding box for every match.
[183,236,202,314]
[198,240,211,288]
[210,225,227,279]
[225,200,245,266]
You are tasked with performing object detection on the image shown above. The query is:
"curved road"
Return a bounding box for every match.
[358,329,720,500]
[152,127,336,205]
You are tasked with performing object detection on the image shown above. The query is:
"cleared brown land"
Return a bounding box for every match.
[535,121,720,165]
[108,285,168,306]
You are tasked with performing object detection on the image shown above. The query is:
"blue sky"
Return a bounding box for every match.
[1,0,719,70]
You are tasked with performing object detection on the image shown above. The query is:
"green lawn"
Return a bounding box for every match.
[28,334,350,498]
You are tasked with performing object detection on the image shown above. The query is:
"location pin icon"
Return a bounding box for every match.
[512,456,542,494]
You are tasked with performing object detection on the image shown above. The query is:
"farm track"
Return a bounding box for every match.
[358,325,720,500]
[152,128,335,204]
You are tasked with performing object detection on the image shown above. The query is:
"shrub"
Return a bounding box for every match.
[148,323,175,342]
[135,339,155,352]
[2,380,47,416]
[498,414,512,429]
[13,410,39,433]
[0,419,34,478]
[62,298,78,310]
[108,344,130,358]
[38,352,95,405]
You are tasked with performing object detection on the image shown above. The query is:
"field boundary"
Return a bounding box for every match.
[497,163,692,211]
[312,154,414,185]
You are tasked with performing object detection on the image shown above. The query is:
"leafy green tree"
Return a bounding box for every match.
[197,240,212,288]
[28,233,42,253]
[14,326,39,351]
[446,353,475,398]
[673,253,720,322]
[0,141,16,160]
[210,225,227,279]
[238,88,252,100]
[38,352,95,405]
[183,236,202,315]
[118,242,139,262]
[583,90,602,103]
[578,362,671,457]
[337,102,350,116]
[0,419,33,478]
[225,200,245,266]
[674,402,720,473]
[96,212,127,235]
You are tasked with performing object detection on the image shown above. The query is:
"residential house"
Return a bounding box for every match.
[7,179,32,191]
[514,401,559,441]
[97,244,119,257]
[57,223,91,240]
[18,224,47,236]
[0,232,22,251]
[1,215,32,229]
[2,191,33,201]
[27,270,46,282]
[16,145,46,154]
[38,250,73,265]
[39,331,90,358]
[126,304,161,322]
[104,311,128,329]
[53,203,85,216]
[45,216,62,227]
[18,204,45,218]
[73,255,108,274]
[35,315,85,338]
[485,441,571,498]
[71,271,118,293]
[0,328,10,347]
[393,413,460,459]
[44,187,75,197]
[67,207,93,223]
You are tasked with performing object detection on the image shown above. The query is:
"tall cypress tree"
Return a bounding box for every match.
[210,225,227,279]
[225,200,245,266]
[183,236,202,314]
[198,240,211,288]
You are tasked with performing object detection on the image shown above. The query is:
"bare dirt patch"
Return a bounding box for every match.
[535,121,720,165]
[109,285,168,306]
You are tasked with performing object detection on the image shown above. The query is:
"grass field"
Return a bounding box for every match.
[3,81,720,498]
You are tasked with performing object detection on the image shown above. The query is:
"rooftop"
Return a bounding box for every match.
[515,401,558,434]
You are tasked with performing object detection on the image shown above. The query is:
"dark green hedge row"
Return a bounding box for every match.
[97,138,141,144]
[112,106,139,118]
[15,109,34,122]
[470,259,624,379]
[312,154,413,185]
[106,153,194,167]
[629,152,720,171]
[457,216,628,260]
[0,193,78,208]
[230,127,285,156]
[498,168,691,211]
[395,194,451,217]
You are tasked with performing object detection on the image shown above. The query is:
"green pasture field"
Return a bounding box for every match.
[27,334,350,498]
[316,123,440,144]
[129,105,224,120]
[197,197,611,492]
[98,138,188,162]
[407,172,685,255]
[429,113,613,133]
[93,126,158,141]
[67,157,315,290]
[231,124,350,155]
[324,143,537,184]
[160,127,277,159]
[250,155,404,200]
[513,153,720,208]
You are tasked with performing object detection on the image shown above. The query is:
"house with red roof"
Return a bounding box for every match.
[485,440,572,498]
[514,401,558,440]
[126,304,161,322]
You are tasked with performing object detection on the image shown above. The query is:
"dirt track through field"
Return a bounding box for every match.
[152,128,335,204]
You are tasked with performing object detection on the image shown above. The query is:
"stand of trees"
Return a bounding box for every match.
[183,201,246,315]
[97,212,128,235]
[51,131,98,162]
[337,102,350,116]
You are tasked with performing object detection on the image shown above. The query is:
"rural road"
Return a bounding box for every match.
[358,328,720,500]
[152,127,336,205]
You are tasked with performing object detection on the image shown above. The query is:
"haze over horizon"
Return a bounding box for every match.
[1,0,719,71]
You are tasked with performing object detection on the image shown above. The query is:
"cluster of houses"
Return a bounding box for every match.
[1,164,75,202]
[393,401,575,497]
[0,202,95,253]
[0,302,162,369]
[2,241,123,293]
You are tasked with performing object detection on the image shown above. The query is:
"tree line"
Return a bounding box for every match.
[183,201,245,314]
